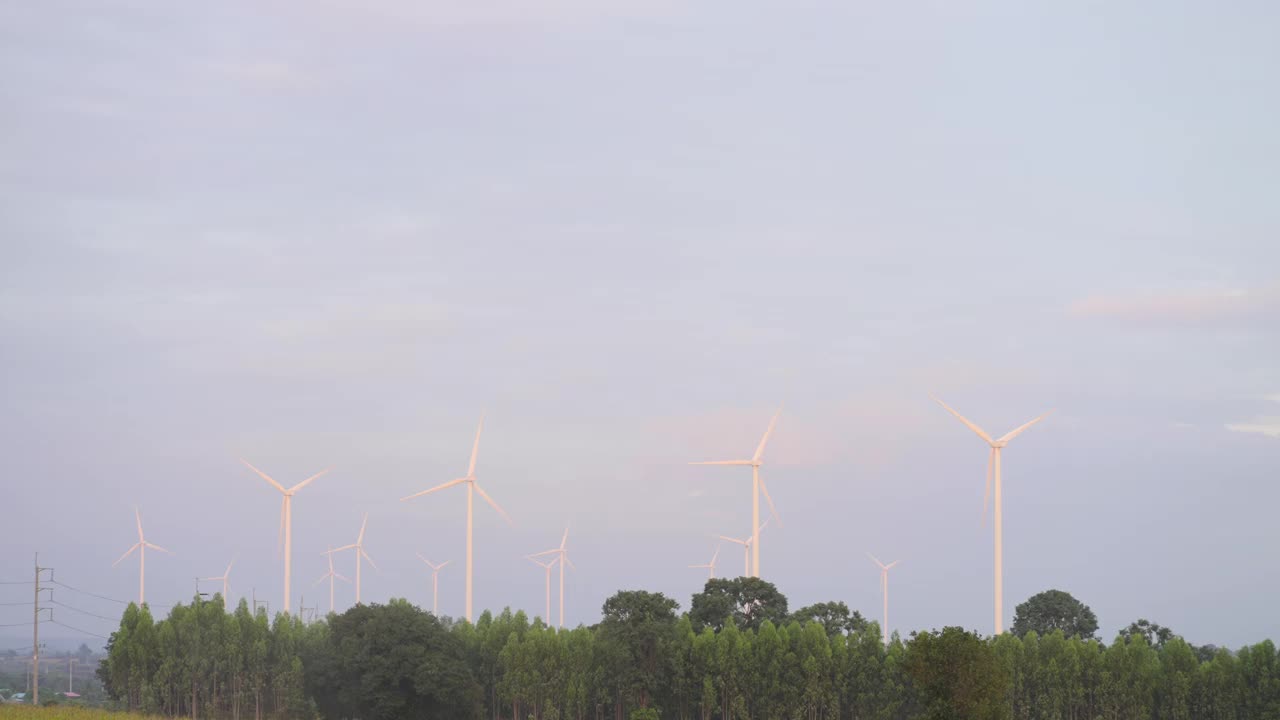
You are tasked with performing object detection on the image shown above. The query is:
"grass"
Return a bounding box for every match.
[0,706,152,720]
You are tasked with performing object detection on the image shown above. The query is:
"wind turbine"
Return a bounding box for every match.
[416,554,450,615]
[690,405,783,577]
[526,556,557,625]
[688,544,721,579]
[111,508,172,605]
[718,520,768,578]
[530,527,575,628]
[240,460,329,615]
[867,553,899,645]
[932,395,1052,635]
[201,559,235,610]
[312,545,349,614]
[400,414,513,622]
[326,513,378,605]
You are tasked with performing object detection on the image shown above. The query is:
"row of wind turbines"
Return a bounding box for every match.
[113,396,1050,637]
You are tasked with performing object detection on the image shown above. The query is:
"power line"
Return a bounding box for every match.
[0,581,35,585]
[49,580,128,605]
[50,620,109,641]
[51,600,117,623]
[0,601,35,606]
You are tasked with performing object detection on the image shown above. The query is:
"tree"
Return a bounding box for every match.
[688,577,788,633]
[1120,619,1177,651]
[789,601,868,637]
[598,590,679,713]
[307,599,482,720]
[904,627,1010,720]
[1010,589,1099,640]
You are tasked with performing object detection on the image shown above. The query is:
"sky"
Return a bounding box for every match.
[1,0,1278,651]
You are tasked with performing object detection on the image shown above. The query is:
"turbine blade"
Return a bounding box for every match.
[560,526,569,551]
[436,560,451,570]
[112,543,141,567]
[288,467,331,494]
[530,548,560,557]
[752,404,783,462]
[759,477,783,527]
[144,542,172,554]
[689,460,752,466]
[718,535,747,546]
[563,553,576,571]
[312,574,329,589]
[361,549,378,572]
[326,544,358,553]
[473,483,514,526]
[886,560,900,570]
[226,560,235,577]
[400,477,467,502]
[468,414,485,477]
[930,396,995,444]
[241,459,288,494]
[357,513,368,545]
[135,507,144,542]
[335,572,350,583]
[417,552,430,565]
[710,546,720,564]
[867,552,885,569]
[998,410,1054,443]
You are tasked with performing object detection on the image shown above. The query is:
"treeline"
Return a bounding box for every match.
[98,579,1280,720]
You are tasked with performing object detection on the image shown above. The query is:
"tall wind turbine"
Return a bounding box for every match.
[690,405,783,577]
[718,520,768,578]
[867,553,899,645]
[688,544,721,579]
[326,513,378,605]
[312,545,349,614]
[526,556,557,625]
[416,554,450,616]
[201,560,235,610]
[241,460,329,615]
[400,415,514,622]
[530,527,574,628]
[112,508,172,605]
[932,396,1052,635]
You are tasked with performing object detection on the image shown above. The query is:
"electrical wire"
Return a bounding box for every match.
[51,600,117,622]
[50,620,109,640]
[0,601,35,606]
[49,580,128,605]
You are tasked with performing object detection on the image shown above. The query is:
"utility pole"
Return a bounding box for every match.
[33,553,52,705]
[69,657,79,693]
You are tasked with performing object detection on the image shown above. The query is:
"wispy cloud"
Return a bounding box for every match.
[1068,287,1279,328]
[1226,394,1280,439]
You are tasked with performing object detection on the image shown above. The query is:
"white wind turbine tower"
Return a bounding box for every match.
[530,527,575,628]
[241,460,329,615]
[688,544,721,579]
[326,513,378,605]
[932,395,1052,635]
[690,405,784,577]
[526,556,557,625]
[867,553,899,645]
[416,555,450,615]
[201,560,235,610]
[400,414,513,622]
[718,520,768,578]
[312,545,349,614]
[112,508,172,605]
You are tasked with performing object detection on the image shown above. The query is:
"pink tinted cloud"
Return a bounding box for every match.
[1068,287,1279,328]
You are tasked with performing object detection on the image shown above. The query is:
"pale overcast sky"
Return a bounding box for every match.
[2,1,1278,650]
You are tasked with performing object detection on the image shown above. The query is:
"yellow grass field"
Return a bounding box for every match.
[0,707,153,720]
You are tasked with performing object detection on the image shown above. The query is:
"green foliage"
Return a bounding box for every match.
[789,600,869,637]
[95,586,1280,720]
[688,577,788,633]
[1120,618,1178,650]
[1010,589,1099,640]
[905,627,1009,720]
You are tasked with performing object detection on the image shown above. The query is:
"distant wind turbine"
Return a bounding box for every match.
[416,554,450,615]
[240,460,329,615]
[326,513,377,605]
[932,395,1052,635]
[867,553,899,645]
[530,527,574,628]
[718,520,769,578]
[526,556,557,625]
[112,508,172,605]
[201,559,235,610]
[690,405,784,577]
[312,545,349,613]
[688,544,721,579]
[400,414,514,622]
